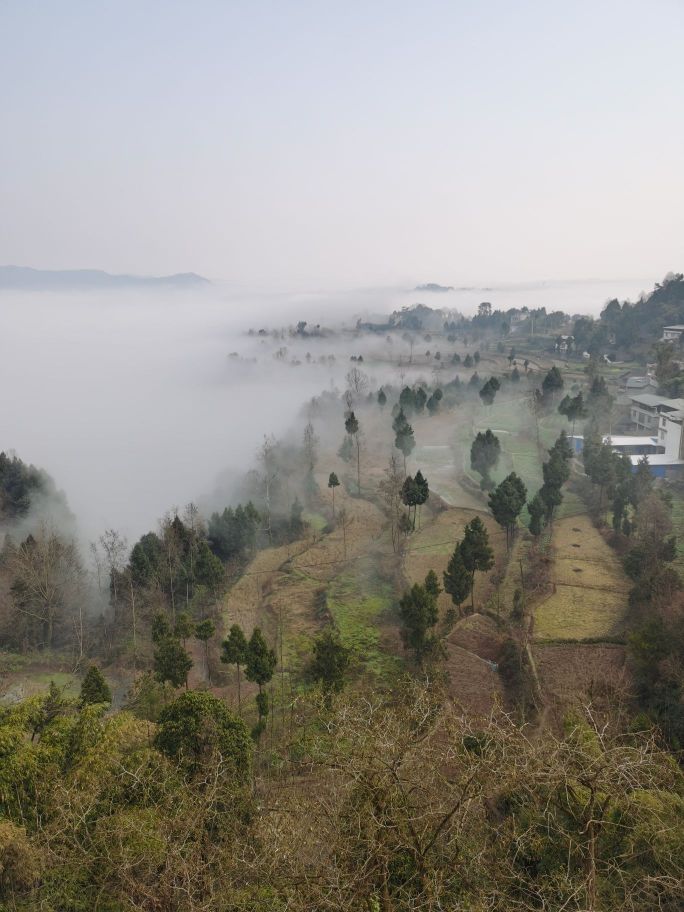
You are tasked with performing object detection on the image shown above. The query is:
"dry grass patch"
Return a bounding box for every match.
[444,644,506,717]
[533,514,629,641]
[533,643,629,706]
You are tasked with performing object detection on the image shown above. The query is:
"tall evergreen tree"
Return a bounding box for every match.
[195,618,215,683]
[327,471,340,519]
[154,636,193,689]
[307,627,351,701]
[79,665,112,706]
[470,430,501,490]
[528,492,546,536]
[245,628,277,736]
[443,542,471,615]
[489,473,527,550]
[344,411,362,494]
[398,574,439,662]
[221,624,248,713]
[460,517,494,611]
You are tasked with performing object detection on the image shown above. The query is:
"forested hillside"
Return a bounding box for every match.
[573,273,684,356]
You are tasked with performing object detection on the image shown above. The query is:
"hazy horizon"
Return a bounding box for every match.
[1,2,683,288]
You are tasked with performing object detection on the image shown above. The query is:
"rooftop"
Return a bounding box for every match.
[663,325,684,331]
[604,435,659,448]
[628,454,684,466]
[629,393,684,410]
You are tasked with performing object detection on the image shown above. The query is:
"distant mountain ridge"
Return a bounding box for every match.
[0,265,210,291]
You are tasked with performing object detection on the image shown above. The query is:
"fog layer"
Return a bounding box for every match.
[1,277,649,542]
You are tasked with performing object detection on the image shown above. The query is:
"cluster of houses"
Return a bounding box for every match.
[569,327,684,477]
[572,389,684,477]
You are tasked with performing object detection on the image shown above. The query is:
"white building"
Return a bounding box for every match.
[629,393,684,432]
[661,325,684,342]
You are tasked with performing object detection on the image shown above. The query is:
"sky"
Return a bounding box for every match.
[1,0,683,290]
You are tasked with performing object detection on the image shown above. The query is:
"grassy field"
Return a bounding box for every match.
[668,487,684,579]
[327,561,401,679]
[533,514,629,641]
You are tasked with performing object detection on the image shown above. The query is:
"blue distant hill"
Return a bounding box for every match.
[0,265,210,291]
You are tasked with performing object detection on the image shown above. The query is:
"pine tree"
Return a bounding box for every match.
[489,473,527,550]
[174,611,194,645]
[470,430,501,490]
[154,637,193,689]
[460,517,494,612]
[151,612,171,643]
[245,628,277,735]
[195,618,215,683]
[221,624,248,712]
[327,472,340,519]
[79,664,112,706]
[308,627,351,701]
[398,575,439,662]
[414,470,429,527]
[344,411,362,494]
[528,492,546,536]
[395,420,416,474]
[377,388,387,409]
[443,542,471,615]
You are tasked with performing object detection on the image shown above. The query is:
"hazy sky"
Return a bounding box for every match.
[1,1,682,289]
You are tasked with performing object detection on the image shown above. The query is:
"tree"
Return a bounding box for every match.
[344,411,362,494]
[153,636,193,689]
[542,365,564,402]
[538,431,573,521]
[414,386,428,413]
[559,391,588,438]
[221,624,248,712]
[488,473,527,549]
[174,611,194,645]
[99,528,128,616]
[398,574,439,662]
[460,517,494,611]
[479,376,501,407]
[399,386,416,412]
[151,611,171,643]
[303,422,319,500]
[443,543,471,616]
[7,525,87,654]
[328,471,340,519]
[307,627,351,701]
[346,366,369,400]
[395,418,416,474]
[379,455,405,553]
[470,430,501,490]
[79,665,112,706]
[154,690,251,782]
[528,492,546,536]
[195,618,215,683]
[426,389,442,415]
[245,628,277,735]
[401,475,420,529]
[377,388,387,409]
[413,469,429,527]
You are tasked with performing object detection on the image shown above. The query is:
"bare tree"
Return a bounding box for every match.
[379,454,405,553]
[346,366,369,402]
[99,528,128,615]
[7,523,87,655]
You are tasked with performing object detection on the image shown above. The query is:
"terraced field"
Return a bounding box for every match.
[533,514,629,641]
